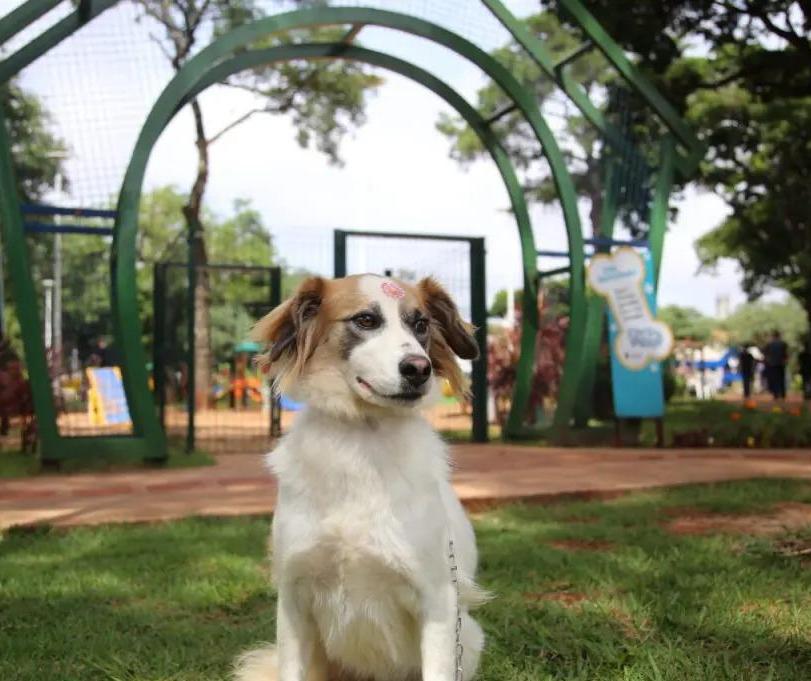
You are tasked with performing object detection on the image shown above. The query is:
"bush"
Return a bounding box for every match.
[672,402,811,448]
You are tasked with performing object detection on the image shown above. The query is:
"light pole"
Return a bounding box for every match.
[43,278,53,349]
[46,151,68,371]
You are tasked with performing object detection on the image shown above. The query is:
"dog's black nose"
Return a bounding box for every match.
[399,355,432,387]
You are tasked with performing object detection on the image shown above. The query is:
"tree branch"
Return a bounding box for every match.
[207,107,276,145]
[694,68,745,89]
[750,6,811,53]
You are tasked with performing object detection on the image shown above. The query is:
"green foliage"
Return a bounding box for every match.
[489,279,569,319]
[0,81,65,356]
[660,399,811,448]
[659,304,715,342]
[489,288,523,317]
[4,481,811,679]
[134,186,277,360]
[569,1,811,323]
[721,298,808,349]
[437,11,617,234]
[0,447,214,479]
[135,1,382,165]
[0,81,65,201]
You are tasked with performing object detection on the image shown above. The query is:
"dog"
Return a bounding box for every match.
[234,274,488,681]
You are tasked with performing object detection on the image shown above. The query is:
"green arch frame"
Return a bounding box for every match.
[113,6,588,449]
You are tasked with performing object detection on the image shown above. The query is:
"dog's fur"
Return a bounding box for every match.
[234,274,487,681]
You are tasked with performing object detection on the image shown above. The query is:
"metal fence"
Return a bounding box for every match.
[153,262,281,455]
[334,229,488,442]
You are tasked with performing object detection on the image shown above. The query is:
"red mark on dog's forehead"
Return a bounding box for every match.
[381,280,405,300]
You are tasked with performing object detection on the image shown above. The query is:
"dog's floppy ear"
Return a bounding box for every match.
[418,277,479,360]
[252,276,326,385]
[417,277,479,398]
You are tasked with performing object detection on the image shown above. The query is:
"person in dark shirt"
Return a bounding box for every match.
[763,330,789,400]
[739,344,756,399]
[799,341,811,401]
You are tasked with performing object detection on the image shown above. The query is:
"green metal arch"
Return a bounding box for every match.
[114,7,587,443]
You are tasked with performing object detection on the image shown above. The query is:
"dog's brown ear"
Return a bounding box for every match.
[252,276,325,382]
[417,277,479,399]
[417,277,479,360]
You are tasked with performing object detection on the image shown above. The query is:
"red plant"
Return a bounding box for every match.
[0,337,36,451]
[488,289,567,426]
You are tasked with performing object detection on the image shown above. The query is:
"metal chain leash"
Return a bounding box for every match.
[448,539,464,681]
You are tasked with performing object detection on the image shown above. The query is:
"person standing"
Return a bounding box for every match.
[739,344,756,399]
[763,330,789,400]
[799,341,811,401]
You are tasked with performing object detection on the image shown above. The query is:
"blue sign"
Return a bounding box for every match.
[604,251,666,418]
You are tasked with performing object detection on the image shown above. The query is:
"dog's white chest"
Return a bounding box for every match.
[287,518,424,678]
[269,413,458,679]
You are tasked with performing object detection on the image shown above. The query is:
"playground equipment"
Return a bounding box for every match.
[0,0,702,462]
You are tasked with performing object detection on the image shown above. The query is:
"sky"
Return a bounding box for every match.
[11,0,785,317]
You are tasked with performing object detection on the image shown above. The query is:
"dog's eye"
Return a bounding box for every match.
[413,318,429,335]
[353,313,380,330]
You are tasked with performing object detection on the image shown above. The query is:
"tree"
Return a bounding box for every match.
[47,186,280,375]
[551,1,811,326]
[134,0,382,406]
[658,305,715,342]
[722,299,808,350]
[1,81,65,202]
[489,288,522,317]
[0,81,66,357]
[438,11,621,239]
[490,278,570,318]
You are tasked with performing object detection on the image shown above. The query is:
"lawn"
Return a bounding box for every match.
[0,447,215,479]
[2,479,811,680]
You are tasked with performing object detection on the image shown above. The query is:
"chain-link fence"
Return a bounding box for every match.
[153,262,281,455]
[335,229,488,441]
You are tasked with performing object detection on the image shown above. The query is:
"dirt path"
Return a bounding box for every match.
[2,446,811,529]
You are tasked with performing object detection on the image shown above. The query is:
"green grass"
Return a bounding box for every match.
[0,447,215,479]
[2,479,811,680]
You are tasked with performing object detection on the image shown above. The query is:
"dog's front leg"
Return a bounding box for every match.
[277,588,327,681]
[420,581,457,681]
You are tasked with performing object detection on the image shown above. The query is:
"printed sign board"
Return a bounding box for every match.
[87,366,132,426]
[587,248,673,417]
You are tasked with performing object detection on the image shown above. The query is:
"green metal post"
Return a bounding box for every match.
[185,232,197,454]
[0,0,118,83]
[118,9,577,442]
[649,135,677,287]
[269,266,282,438]
[0,0,63,45]
[557,0,701,158]
[334,229,347,278]
[469,237,488,443]
[153,262,167,429]
[0,104,60,456]
[573,161,619,427]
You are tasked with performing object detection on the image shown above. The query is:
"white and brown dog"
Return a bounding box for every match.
[234,274,487,681]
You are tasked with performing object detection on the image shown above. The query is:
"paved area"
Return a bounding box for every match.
[2,445,811,529]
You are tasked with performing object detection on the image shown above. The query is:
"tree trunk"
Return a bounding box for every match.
[183,98,212,411]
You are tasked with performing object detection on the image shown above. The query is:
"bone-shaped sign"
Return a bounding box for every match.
[587,247,673,370]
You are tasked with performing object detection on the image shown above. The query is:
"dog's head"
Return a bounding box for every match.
[252,274,478,419]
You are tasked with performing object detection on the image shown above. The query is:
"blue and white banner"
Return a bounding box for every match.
[587,248,673,418]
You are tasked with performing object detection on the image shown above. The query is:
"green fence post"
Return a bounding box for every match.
[185,232,197,454]
[269,266,282,438]
[573,161,618,427]
[0,105,62,459]
[153,262,166,430]
[649,136,677,288]
[469,237,488,442]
